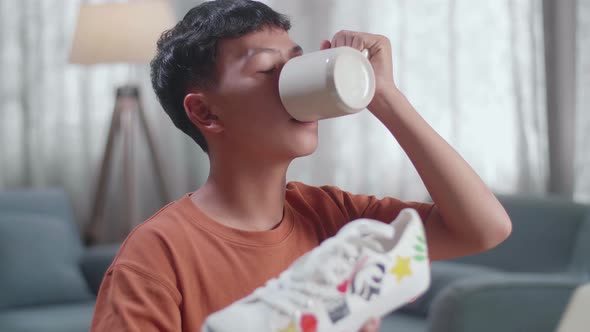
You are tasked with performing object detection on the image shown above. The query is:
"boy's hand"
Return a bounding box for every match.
[358,318,381,332]
[320,30,396,97]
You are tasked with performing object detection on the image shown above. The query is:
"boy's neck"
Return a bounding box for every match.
[190,153,291,232]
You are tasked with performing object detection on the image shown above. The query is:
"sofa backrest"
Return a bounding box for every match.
[0,189,93,309]
[450,194,590,273]
[0,189,77,224]
[569,213,590,278]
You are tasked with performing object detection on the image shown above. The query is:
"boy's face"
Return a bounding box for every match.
[205,27,318,160]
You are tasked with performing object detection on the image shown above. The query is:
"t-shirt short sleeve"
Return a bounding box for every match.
[286,181,434,234]
[90,213,184,332]
[90,264,182,332]
[341,187,434,222]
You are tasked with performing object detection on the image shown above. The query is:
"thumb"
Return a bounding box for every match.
[320,39,331,50]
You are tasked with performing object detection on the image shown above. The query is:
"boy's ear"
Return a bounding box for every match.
[183,92,224,133]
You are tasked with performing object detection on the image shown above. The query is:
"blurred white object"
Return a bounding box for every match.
[555,283,590,332]
[69,1,175,64]
[202,208,430,332]
[279,46,375,122]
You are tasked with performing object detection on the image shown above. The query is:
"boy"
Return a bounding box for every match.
[90,1,512,331]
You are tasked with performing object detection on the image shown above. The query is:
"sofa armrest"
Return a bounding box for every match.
[428,273,584,332]
[80,243,121,295]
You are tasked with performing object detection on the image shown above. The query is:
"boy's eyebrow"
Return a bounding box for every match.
[246,45,304,58]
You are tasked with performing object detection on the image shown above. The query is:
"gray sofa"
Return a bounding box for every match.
[0,189,118,332]
[1,189,588,332]
[381,194,590,332]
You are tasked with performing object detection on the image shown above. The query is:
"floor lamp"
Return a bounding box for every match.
[69,1,175,245]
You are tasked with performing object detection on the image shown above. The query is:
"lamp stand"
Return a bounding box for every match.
[84,85,170,245]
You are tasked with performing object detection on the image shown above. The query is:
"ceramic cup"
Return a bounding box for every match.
[279,46,376,122]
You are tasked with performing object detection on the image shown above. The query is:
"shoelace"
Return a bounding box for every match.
[253,220,395,315]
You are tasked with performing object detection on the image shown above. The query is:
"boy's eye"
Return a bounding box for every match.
[259,67,276,74]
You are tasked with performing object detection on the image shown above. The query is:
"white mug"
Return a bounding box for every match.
[279,46,376,122]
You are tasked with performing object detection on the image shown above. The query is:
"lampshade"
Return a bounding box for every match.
[69,1,175,64]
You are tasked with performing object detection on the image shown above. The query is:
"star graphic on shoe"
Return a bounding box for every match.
[390,256,412,282]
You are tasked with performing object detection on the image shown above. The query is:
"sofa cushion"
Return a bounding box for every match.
[381,312,427,332]
[451,195,589,273]
[0,214,93,309]
[0,301,95,332]
[399,261,501,316]
[570,214,590,275]
[80,243,120,295]
[0,189,80,232]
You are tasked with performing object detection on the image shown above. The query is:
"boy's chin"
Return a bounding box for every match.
[292,148,316,159]
[288,140,318,159]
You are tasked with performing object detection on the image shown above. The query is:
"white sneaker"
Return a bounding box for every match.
[202,208,431,332]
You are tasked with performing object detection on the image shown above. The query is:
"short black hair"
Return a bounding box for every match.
[150,0,291,153]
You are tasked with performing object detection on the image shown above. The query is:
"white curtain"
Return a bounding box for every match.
[575,0,590,203]
[0,0,207,242]
[0,0,550,242]
[261,0,548,201]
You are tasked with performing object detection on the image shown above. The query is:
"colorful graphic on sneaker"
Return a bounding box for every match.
[326,298,350,323]
[300,314,317,332]
[413,235,428,262]
[390,256,412,282]
[389,233,429,282]
[278,321,296,332]
[351,262,386,301]
[336,279,349,293]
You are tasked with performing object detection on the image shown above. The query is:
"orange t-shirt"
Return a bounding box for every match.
[90,182,433,331]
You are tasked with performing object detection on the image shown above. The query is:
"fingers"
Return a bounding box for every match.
[323,31,390,61]
[358,318,381,332]
[320,39,332,50]
[345,32,353,48]
[329,30,377,51]
[331,31,344,48]
[351,34,364,52]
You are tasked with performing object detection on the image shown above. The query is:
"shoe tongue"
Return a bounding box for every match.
[287,241,380,285]
[287,248,331,283]
[286,220,393,283]
[353,234,385,252]
[338,219,393,254]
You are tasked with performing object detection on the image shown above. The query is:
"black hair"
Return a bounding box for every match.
[150,0,291,153]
